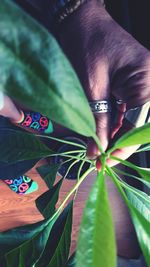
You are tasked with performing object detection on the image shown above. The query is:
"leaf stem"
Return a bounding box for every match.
[63,159,79,179]
[106,166,129,207]
[112,167,150,188]
[50,149,86,157]
[48,153,91,163]
[36,134,86,149]
[56,166,95,214]
[111,170,150,204]
[74,160,86,199]
[110,155,139,170]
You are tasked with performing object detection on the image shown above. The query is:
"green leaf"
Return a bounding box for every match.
[122,181,150,206]
[135,167,150,183]
[126,190,150,222]
[0,218,54,267]
[76,171,116,267]
[111,156,150,183]
[111,122,150,150]
[129,206,150,267]
[36,164,60,189]
[36,179,63,219]
[5,214,58,267]
[35,202,73,267]
[0,0,95,137]
[109,169,150,206]
[112,166,150,189]
[0,129,52,163]
[107,166,150,267]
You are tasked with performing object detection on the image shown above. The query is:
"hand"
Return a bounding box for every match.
[54,0,150,166]
[0,94,22,122]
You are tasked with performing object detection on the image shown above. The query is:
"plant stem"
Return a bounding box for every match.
[50,149,86,157]
[61,157,75,166]
[56,166,95,214]
[63,159,79,179]
[110,155,144,171]
[36,134,86,149]
[106,166,129,207]
[48,153,91,163]
[101,154,107,174]
[111,169,150,204]
[112,167,150,188]
[74,160,86,199]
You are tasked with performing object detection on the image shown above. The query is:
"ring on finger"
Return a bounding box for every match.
[89,100,111,113]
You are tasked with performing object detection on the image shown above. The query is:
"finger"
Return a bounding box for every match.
[111,101,126,139]
[87,112,111,159]
[96,143,140,170]
[106,145,140,167]
[97,102,150,169]
[106,103,148,167]
[0,95,22,121]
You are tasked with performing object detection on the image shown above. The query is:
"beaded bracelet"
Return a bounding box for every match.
[49,0,88,23]
[56,0,88,22]
[49,0,105,23]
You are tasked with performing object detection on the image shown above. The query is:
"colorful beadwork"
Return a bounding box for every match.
[4,175,38,195]
[19,111,53,134]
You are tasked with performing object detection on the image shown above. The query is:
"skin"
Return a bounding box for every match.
[1,0,150,163]
[52,0,150,163]
[0,95,22,122]
[0,0,150,258]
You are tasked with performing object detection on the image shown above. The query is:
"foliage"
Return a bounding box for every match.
[0,1,150,267]
[0,0,95,137]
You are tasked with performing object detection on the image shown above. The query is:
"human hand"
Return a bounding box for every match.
[0,93,22,122]
[54,0,150,166]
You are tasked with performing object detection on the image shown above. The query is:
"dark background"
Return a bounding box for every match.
[105,0,150,50]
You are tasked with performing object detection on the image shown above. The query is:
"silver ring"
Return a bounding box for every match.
[89,100,111,113]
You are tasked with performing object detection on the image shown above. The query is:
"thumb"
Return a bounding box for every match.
[87,112,111,159]
[0,94,22,122]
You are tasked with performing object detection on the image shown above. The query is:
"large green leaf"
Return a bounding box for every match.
[76,171,116,267]
[111,122,150,151]
[126,190,150,222]
[110,169,150,206]
[5,213,58,267]
[0,218,53,267]
[36,164,60,189]
[36,179,63,219]
[112,166,150,189]
[129,206,150,267]
[107,166,150,267]
[0,129,52,163]
[0,0,95,137]
[36,202,73,267]
[111,156,150,183]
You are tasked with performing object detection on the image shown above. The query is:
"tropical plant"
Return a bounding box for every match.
[0,1,150,266]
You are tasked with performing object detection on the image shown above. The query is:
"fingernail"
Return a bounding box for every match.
[13,110,24,123]
[96,159,102,170]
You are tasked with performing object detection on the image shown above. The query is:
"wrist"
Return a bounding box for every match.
[50,0,110,29]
